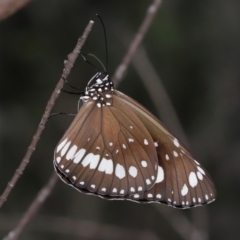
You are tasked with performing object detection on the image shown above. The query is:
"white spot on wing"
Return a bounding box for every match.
[197,171,203,180]
[120,189,124,194]
[154,142,158,147]
[138,186,143,191]
[122,144,126,149]
[144,139,149,145]
[74,149,86,163]
[128,138,134,142]
[98,158,113,174]
[109,142,113,146]
[181,184,188,196]
[173,138,180,147]
[113,188,117,193]
[130,187,135,192]
[156,194,161,199]
[148,193,153,198]
[81,153,100,169]
[129,166,138,178]
[165,154,170,161]
[173,151,178,157]
[155,166,164,183]
[66,145,78,160]
[197,166,205,175]
[56,157,61,163]
[115,164,126,179]
[56,138,68,153]
[91,184,95,189]
[146,179,151,185]
[189,172,198,188]
[61,141,71,157]
[134,194,139,198]
[102,188,106,192]
[194,160,200,165]
[141,160,147,167]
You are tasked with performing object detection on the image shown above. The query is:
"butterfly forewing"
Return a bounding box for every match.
[54,73,159,198]
[54,72,216,209]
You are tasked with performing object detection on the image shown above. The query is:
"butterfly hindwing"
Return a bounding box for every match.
[114,91,216,208]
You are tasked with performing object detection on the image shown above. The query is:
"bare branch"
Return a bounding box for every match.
[112,0,162,87]
[0,0,33,22]
[0,20,95,209]
[3,172,58,240]
[156,206,207,240]
[133,46,190,147]
[1,214,160,240]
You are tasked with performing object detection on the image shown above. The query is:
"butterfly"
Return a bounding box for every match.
[53,71,216,209]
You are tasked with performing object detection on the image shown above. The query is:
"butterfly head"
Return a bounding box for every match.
[78,72,114,109]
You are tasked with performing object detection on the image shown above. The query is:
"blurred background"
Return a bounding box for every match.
[0,0,239,239]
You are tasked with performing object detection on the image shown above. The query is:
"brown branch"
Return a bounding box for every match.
[3,172,58,240]
[132,46,190,147]
[0,0,33,22]
[133,47,210,240]
[0,20,95,209]
[112,0,162,87]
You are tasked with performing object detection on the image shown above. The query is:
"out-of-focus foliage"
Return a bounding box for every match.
[0,0,239,239]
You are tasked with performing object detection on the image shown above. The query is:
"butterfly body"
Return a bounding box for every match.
[54,72,216,209]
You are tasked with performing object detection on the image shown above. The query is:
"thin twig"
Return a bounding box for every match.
[0,20,95,209]
[155,206,207,240]
[3,172,58,240]
[0,214,160,240]
[133,47,210,240]
[133,46,190,147]
[112,0,162,87]
[0,0,33,22]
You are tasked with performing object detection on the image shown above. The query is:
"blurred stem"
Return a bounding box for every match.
[3,172,58,240]
[0,0,33,21]
[1,214,159,240]
[112,0,162,87]
[133,46,190,148]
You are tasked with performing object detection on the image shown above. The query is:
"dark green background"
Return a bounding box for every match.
[0,0,239,239]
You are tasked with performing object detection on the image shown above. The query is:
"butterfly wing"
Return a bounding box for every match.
[54,96,159,198]
[113,90,216,208]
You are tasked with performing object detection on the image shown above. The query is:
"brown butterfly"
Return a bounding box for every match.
[53,71,216,209]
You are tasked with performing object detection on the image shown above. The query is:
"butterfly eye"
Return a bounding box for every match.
[54,72,216,209]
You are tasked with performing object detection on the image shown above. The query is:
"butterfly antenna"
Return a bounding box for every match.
[81,53,106,72]
[96,14,108,71]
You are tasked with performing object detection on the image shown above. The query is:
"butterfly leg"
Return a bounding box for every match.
[61,89,83,95]
[48,112,76,119]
